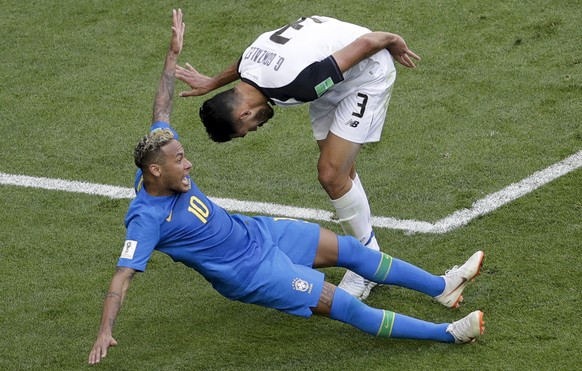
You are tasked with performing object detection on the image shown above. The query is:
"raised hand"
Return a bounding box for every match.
[171,8,185,56]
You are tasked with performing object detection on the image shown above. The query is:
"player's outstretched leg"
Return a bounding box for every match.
[328,286,484,343]
[335,235,484,308]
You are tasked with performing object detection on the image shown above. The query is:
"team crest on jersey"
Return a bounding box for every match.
[292,278,313,293]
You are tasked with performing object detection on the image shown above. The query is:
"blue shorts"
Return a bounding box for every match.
[237,217,324,318]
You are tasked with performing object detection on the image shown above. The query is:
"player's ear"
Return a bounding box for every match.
[149,163,162,178]
[239,109,252,121]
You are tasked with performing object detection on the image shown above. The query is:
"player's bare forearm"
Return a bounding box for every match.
[213,61,240,88]
[97,267,135,335]
[333,32,420,72]
[152,9,185,123]
[177,61,240,97]
[88,267,136,364]
[152,62,177,123]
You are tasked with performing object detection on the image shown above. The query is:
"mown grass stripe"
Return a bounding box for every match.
[1,150,580,233]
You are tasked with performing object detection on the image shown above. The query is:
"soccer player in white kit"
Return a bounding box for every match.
[176,16,420,300]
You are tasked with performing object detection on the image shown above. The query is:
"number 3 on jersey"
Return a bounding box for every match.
[188,196,209,224]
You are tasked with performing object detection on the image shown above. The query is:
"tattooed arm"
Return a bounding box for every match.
[88,10,185,365]
[88,267,136,364]
[152,8,185,124]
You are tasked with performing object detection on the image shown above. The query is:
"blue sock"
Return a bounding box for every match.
[336,236,445,297]
[329,287,455,342]
[330,287,385,335]
[392,313,454,343]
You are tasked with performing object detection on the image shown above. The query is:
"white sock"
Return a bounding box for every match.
[330,175,379,251]
[352,174,380,251]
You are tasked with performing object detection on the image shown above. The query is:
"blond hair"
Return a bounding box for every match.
[134,128,175,170]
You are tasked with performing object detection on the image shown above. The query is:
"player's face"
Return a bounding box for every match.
[158,139,192,194]
[232,104,274,138]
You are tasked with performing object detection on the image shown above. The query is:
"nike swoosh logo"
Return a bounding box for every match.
[166,211,173,222]
[448,277,468,296]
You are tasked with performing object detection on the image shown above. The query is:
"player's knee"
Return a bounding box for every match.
[317,165,349,197]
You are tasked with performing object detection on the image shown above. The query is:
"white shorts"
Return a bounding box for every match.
[310,49,396,144]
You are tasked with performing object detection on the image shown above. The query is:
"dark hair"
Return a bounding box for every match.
[199,89,239,143]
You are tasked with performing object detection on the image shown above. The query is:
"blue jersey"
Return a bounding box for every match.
[119,123,262,299]
[117,123,324,313]
[120,177,269,300]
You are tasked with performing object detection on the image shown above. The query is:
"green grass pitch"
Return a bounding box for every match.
[0,0,580,369]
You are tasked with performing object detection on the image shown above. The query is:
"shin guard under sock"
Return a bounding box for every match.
[391,313,454,342]
[336,235,445,297]
[329,287,454,342]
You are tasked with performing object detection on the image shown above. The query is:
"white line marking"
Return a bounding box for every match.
[421,149,582,233]
[1,150,580,234]
[0,173,136,199]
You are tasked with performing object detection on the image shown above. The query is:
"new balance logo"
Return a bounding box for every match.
[345,119,360,128]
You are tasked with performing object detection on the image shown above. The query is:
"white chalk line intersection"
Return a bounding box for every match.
[1,149,581,234]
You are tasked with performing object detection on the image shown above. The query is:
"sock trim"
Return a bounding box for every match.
[376,310,395,337]
[372,253,393,282]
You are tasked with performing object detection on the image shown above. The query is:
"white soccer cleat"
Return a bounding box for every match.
[338,270,376,300]
[447,310,485,344]
[435,251,484,308]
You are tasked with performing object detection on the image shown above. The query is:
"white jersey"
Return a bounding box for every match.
[238,16,370,106]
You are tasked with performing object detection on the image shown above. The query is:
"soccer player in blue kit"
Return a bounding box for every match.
[88,10,485,365]
[175,15,422,300]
